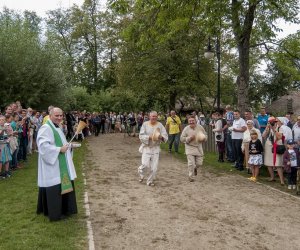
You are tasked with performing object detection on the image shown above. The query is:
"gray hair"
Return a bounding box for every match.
[49,107,62,115]
[149,111,157,116]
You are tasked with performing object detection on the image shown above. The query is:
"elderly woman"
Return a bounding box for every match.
[262,117,285,185]
[242,120,262,170]
[277,117,293,141]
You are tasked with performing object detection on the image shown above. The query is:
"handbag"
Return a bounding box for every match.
[216,134,222,140]
[272,145,286,154]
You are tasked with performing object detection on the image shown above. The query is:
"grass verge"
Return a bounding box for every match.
[161,143,298,195]
[0,142,87,250]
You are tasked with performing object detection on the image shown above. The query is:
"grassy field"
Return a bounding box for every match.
[161,143,295,193]
[0,143,87,250]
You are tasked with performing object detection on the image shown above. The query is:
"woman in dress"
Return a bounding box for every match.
[262,117,285,185]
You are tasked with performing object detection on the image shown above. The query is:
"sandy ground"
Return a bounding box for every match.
[85,133,300,250]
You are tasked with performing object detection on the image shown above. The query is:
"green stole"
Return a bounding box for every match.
[46,120,73,194]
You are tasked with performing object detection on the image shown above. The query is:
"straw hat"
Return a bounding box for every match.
[152,127,161,141]
[196,131,206,142]
[76,121,87,134]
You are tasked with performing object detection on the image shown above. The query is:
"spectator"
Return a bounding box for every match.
[244,110,260,130]
[257,107,269,134]
[285,112,294,130]
[0,115,12,178]
[262,117,285,185]
[165,110,182,153]
[224,105,234,162]
[18,109,29,163]
[242,120,262,171]
[283,139,299,190]
[229,110,247,171]
[277,117,293,142]
[247,129,264,182]
[292,116,300,141]
[212,112,226,162]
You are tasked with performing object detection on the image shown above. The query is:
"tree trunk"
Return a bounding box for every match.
[169,90,177,110]
[231,0,258,113]
[236,42,250,113]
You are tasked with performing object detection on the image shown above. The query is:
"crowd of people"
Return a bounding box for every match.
[1,102,300,192]
[208,106,300,191]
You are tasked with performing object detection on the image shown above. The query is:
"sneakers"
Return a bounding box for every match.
[147,182,155,186]
[292,185,296,190]
[5,171,11,178]
[139,177,144,183]
[288,185,292,190]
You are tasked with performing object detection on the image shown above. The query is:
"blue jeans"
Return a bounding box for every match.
[168,133,180,152]
[226,132,234,161]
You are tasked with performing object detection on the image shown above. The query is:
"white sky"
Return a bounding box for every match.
[0,0,106,16]
[0,0,298,39]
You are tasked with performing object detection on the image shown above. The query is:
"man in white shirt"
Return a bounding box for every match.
[230,110,247,170]
[138,111,168,186]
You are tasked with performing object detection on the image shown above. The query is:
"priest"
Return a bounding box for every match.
[36,107,77,221]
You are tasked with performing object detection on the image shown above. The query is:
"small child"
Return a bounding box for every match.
[283,139,300,190]
[248,129,264,182]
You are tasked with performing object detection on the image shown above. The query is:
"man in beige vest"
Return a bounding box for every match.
[180,116,207,182]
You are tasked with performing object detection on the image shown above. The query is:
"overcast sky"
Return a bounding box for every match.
[0,0,298,39]
[0,0,106,16]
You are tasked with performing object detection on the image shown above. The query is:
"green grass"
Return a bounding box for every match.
[0,143,87,250]
[161,143,296,193]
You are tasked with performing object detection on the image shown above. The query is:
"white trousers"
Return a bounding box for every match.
[187,154,203,178]
[138,152,160,185]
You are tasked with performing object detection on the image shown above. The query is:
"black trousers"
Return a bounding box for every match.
[100,123,105,134]
[94,123,101,136]
[232,139,244,168]
[37,181,77,221]
[288,168,297,185]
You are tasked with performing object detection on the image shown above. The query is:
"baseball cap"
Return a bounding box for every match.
[287,139,294,145]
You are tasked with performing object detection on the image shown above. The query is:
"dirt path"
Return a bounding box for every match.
[85,133,300,250]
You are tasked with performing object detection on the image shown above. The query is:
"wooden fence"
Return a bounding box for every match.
[202,125,217,153]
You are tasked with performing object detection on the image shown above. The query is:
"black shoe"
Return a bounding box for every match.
[238,167,244,171]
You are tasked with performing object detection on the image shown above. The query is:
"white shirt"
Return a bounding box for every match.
[292,123,300,141]
[280,125,293,141]
[232,118,246,140]
[37,120,77,187]
[139,121,168,154]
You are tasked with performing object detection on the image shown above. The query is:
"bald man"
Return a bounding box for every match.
[36,107,77,221]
